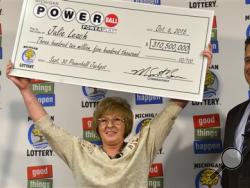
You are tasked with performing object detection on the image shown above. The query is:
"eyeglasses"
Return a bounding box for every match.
[244,56,250,64]
[97,117,125,127]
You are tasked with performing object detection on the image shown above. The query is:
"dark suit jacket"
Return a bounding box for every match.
[221,99,250,188]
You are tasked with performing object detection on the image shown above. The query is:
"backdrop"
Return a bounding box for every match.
[0,0,249,188]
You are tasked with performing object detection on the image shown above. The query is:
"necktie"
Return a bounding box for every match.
[242,113,250,156]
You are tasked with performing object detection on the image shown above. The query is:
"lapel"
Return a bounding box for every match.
[243,135,250,157]
[227,100,250,147]
[243,102,250,156]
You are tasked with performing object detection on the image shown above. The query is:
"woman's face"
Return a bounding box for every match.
[98,112,126,146]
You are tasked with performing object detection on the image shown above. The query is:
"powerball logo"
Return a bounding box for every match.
[33,3,119,33]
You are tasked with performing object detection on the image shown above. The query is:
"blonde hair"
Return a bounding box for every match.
[92,97,133,138]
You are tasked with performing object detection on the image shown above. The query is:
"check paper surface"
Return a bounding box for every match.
[11,0,214,101]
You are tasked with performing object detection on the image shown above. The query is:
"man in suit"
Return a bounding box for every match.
[221,37,250,188]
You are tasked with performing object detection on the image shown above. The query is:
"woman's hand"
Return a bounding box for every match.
[170,44,213,108]
[202,43,213,69]
[6,61,31,91]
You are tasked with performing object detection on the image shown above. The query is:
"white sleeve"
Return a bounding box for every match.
[34,115,80,168]
[145,101,183,159]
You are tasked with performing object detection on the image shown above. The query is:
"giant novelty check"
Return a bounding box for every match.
[11,0,214,101]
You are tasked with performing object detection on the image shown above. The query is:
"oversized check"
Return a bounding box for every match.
[11,0,214,101]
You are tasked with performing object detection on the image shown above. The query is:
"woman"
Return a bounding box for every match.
[6,46,212,187]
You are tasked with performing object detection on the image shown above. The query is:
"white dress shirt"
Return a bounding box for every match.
[234,103,250,152]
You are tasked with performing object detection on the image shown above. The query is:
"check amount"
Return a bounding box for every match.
[149,39,190,54]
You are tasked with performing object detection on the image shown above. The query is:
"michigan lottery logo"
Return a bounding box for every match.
[28,124,48,149]
[195,168,221,188]
[19,47,38,69]
[82,86,106,101]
